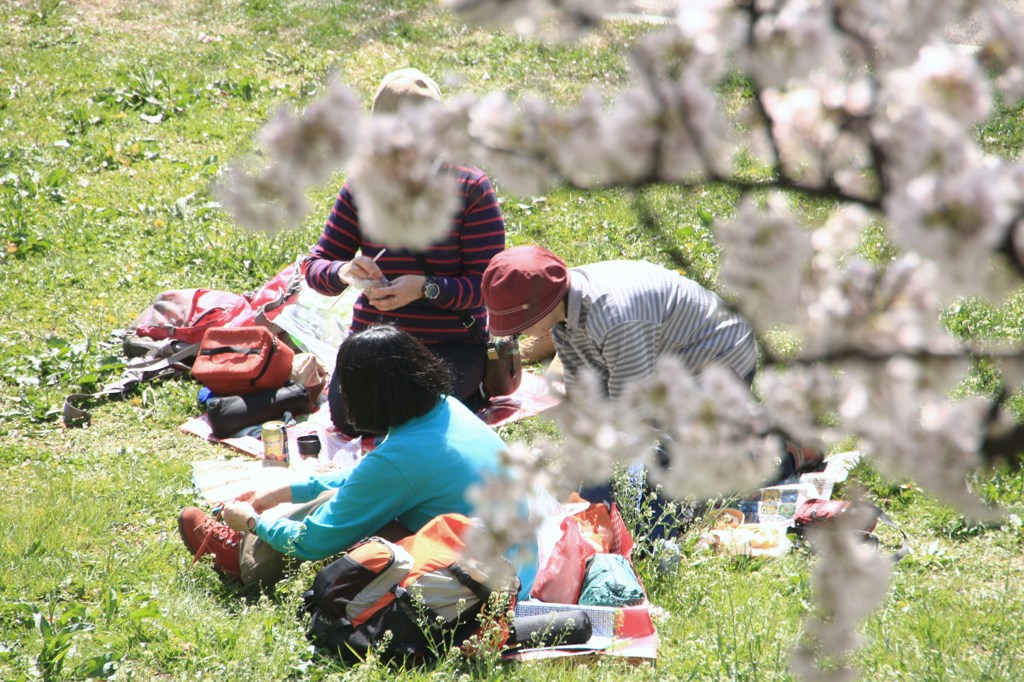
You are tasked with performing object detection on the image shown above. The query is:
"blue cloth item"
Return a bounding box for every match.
[578,553,645,607]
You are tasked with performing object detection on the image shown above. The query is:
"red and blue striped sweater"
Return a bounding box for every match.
[303,164,506,344]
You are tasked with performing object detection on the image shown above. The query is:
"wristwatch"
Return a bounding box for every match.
[246,515,259,534]
[422,277,441,301]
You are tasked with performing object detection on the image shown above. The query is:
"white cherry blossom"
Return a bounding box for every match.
[221,2,1024,675]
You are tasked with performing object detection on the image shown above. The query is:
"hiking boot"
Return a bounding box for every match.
[178,507,243,581]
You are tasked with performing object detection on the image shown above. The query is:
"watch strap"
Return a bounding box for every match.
[413,253,478,331]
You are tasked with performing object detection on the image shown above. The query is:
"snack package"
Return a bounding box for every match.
[698,523,792,557]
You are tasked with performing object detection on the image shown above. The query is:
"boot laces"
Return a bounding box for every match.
[205,519,240,548]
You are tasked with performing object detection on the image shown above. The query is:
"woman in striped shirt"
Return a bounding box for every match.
[303,69,506,434]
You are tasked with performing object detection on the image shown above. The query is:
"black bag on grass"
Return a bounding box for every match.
[206,383,309,438]
[301,514,519,664]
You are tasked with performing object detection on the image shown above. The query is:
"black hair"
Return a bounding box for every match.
[335,325,453,434]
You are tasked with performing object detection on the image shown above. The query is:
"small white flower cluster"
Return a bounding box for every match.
[791,498,895,682]
[464,443,553,567]
[837,359,999,521]
[762,354,999,521]
[218,162,312,236]
[347,105,461,249]
[981,1,1024,100]
[862,1,974,69]
[742,0,840,90]
[546,370,632,489]
[218,79,362,234]
[877,44,1020,294]
[803,253,951,356]
[759,365,846,452]
[458,28,732,194]
[628,362,781,501]
[718,194,814,328]
[259,82,363,187]
[546,360,780,502]
[717,196,953,359]
[759,78,875,190]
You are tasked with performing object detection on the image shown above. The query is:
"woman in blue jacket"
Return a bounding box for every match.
[178,325,535,595]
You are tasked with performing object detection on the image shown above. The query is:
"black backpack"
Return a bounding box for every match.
[301,514,519,664]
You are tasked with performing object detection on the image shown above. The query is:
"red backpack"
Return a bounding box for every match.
[127,264,302,345]
[65,264,303,426]
[129,288,255,344]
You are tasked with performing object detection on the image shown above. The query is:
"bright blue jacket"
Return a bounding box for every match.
[254,395,535,595]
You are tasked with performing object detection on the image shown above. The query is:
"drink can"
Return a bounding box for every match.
[262,421,288,466]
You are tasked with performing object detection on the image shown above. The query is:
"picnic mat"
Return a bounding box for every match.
[191,455,356,504]
[179,370,562,460]
[506,600,659,662]
[697,451,864,557]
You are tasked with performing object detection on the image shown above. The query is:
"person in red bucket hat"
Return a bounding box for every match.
[482,245,758,397]
[482,246,825,535]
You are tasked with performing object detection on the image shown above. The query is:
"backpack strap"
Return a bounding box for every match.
[253,267,303,334]
[62,342,199,427]
[873,508,910,563]
[447,562,497,603]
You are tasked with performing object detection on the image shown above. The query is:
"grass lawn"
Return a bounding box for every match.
[2,1,1024,680]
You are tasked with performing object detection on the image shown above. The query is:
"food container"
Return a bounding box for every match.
[296,433,322,458]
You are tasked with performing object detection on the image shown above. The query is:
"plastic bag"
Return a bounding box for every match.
[273,283,355,374]
[530,497,626,604]
[529,517,596,604]
[568,496,615,553]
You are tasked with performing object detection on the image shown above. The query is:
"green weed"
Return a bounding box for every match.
[25,0,64,27]
[92,68,204,122]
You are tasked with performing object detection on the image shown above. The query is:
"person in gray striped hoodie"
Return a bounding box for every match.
[481,245,757,398]
[481,246,823,533]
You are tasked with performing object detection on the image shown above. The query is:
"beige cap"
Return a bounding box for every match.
[371,68,443,114]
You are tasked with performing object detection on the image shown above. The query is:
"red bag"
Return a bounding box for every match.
[126,263,302,347]
[530,500,636,604]
[248,263,302,325]
[529,517,596,604]
[793,499,880,533]
[191,326,294,395]
[129,289,255,344]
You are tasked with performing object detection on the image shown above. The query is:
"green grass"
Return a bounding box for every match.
[3,1,1024,680]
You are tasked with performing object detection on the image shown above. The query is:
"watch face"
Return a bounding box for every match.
[424,281,440,300]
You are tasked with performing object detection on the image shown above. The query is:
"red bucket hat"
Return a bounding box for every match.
[482,246,570,337]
